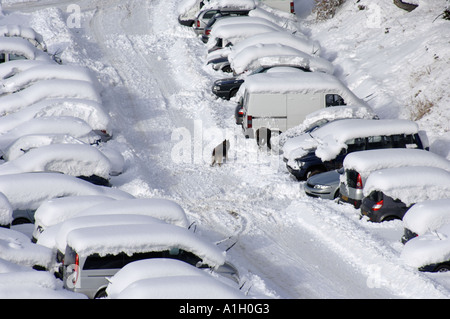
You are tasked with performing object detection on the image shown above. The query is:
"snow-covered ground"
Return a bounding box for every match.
[1,0,449,298]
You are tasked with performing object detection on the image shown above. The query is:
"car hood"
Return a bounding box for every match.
[307,169,341,186]
[214,77,244,85]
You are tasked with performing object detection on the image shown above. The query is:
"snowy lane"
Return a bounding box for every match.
[5,0,450,299]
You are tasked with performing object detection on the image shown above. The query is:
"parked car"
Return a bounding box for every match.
[193,2,254,35]
[212,64,310,100]
[0,143,114,186]
[32,197,189,242]
[360,166,450,222]
[61,223,239,298]
[0,172,134,225]
[304,168,342,200]
[200,11,251,42]
[401,198,450,244]
[0,37,54,64]
[177,0,208,27]
[106,258,242,298]
[339,148,450,208]
[401,222,450,272]
[285,119,429,181]
[239,72,369,148]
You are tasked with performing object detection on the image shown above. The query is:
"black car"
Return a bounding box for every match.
[212,65,310,100]
[360,190,410,222]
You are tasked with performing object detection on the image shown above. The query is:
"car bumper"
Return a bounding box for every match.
[304,182,336,200]
[211,86,231,99]
[338,194,362,208]
[286,164,307,181]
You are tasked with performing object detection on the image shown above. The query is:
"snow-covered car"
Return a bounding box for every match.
[32,197,189,242]
[0,37,54,64]
[401,198,450,244]
[0,24,48,52]
[360,166,450,222]
[105,258,241,299]
[177,0,208,26]
[285,119,429,181]
[304,168,342,200]
[212,64,309,99]
[239,72,370,148]
[228,43,334,75]
[61,223,238,298]
[401,222,450,273]
[206,21,281,53]
[0,227,53,270]
[0,116,103,153]
[0,143,115,186]
[194,7,252,36]
[0,64,98,96]
[339,149,450,208]
[0,192,13,227]
[0,172,134,225]
[0,79,101,116]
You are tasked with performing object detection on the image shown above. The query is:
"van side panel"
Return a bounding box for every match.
[249,93,286,117]
[286,93,322,130]
[259,0,294,13]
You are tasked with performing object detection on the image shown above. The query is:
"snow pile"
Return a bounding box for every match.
[363,166,450,206]
[0,192,12,226]
[0,24,47,51]
[402,199,450,237]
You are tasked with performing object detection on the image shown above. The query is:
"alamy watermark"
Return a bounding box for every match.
[66,4,81,29]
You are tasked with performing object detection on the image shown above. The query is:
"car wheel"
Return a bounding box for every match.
[382,216,400,222]
[94,288,108,299]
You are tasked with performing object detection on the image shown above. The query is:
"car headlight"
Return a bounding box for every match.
[213,85,220,91]
[295,160,305,167]
[313,184,331,190]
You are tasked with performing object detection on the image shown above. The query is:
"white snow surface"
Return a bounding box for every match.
[1,0,449,299]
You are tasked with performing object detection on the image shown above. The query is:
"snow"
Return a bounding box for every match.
[401,223,450,268]
[363,166,450,206]
[342,149,450,180]
[403,199,450,237]
[115,275,247,299]
[0,143,113,178]
[65,223,227,268]
[229,43,333,74]
[0,24,46,51]
[37,213,166,253]
[106,258,238,298]
[0,0,449,299]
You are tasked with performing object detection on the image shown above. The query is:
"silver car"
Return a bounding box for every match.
[304,169,342,200]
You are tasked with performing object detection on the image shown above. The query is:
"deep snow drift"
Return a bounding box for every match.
[0,0,449,299]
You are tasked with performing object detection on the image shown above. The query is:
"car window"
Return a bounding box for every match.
[345,138,366,153]
[325,94,346,107]
[203,10,219,19]
[366,135,392,150]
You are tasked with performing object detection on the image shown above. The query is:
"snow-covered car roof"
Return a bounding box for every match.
[403,198,450,237]
[0,64,98,96]
[230,31,320,58]
[106,258,221,298]
[363,166,450,206]
[0,79,101,115]
[0,98,111,135]
[33,195,118,229]
[1,134,85,161]
[0,37,52,62]
[0,227,53,269]
[0,24,47,51]
[0,192,12,226]
[0,116,101,150]
[343,149,450,179]
[239,72,364,104]
[114,274,246,299]
[65,223,227,268]
[0,59,52,79]
[401,222,450,269]
[230,43,333,74]
[37,213,167,253]
[207,23,280,50]
[0,143,113,179]
[0,172,134,211]
[202,0,256,11]
[210,15,281,31]
[284,118,420,163]
[74,198,190,228]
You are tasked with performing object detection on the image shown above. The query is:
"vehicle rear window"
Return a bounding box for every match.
[368,191,383,202]
[346,169,359,188]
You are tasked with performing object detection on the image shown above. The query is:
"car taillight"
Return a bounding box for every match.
[205,29,210,35]
[72,254,80,285]
[356,173,363,189]
[196,20,200,28]
[247,115,252,128]
[290,2,295,13]
[372,200,384,211]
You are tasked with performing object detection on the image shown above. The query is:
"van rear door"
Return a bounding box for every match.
[286,93,321,130]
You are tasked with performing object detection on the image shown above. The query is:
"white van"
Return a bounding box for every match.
[259,0,295,14]
[239,72,368,147]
